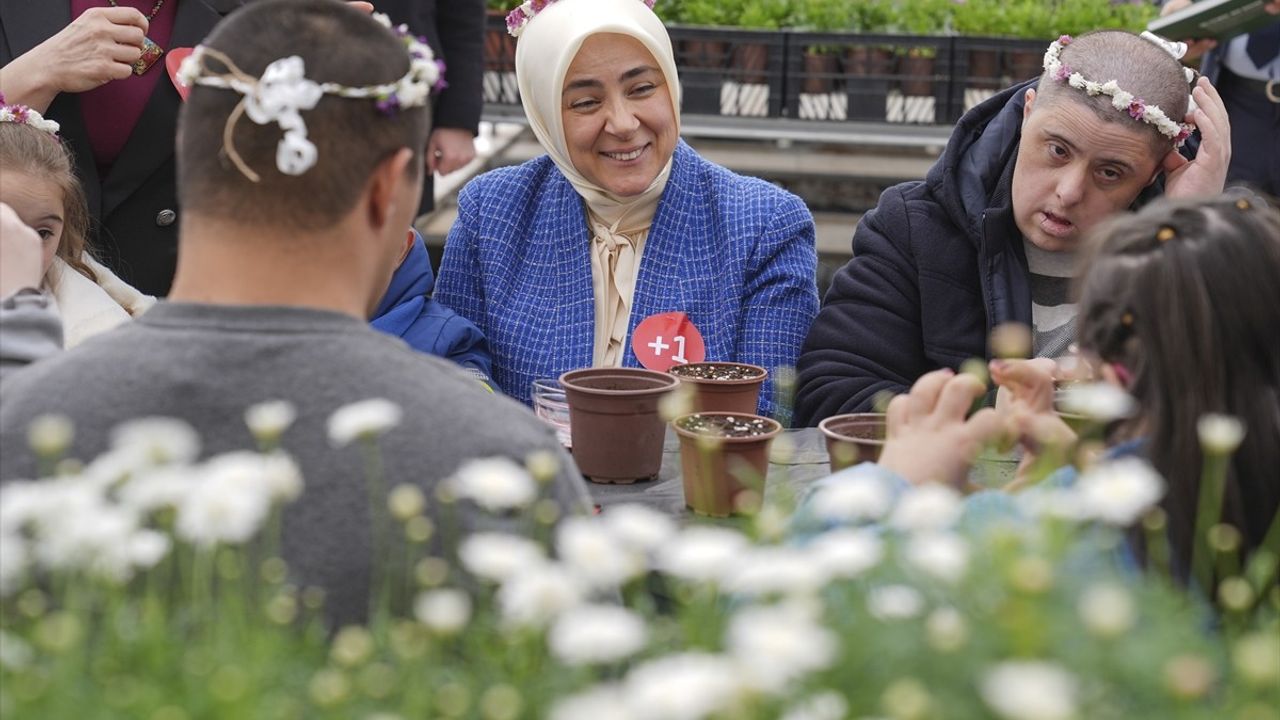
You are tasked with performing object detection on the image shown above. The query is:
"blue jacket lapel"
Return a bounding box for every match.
[624,143,698,366]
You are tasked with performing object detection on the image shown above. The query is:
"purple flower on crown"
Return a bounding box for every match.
[530,0,550,11]
[1175,127,1192,144]
[506,6,528,33]
[1127,99,1146,121]
[376,94,402,116]
[10,105,29,123]
[433,59,449,93]
[1058,35,1072,46]
[1054,64,1073,82]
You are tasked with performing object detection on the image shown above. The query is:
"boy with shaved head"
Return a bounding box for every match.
[795,30,1231,425]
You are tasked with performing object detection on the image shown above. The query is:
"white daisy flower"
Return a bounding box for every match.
[655,526,749,584]
[244,400,297,442]
[448,457,537,512]
[1196,414,1245,455]
[980,661,1078,720]
[622,653,742,720]
[548,604,647,666]
[727,603,838,694]
[888,484,962,532]
[458,533,546,582]
[904,532,970,584]
[1077,457,1165,526]
[414,588,472,635]
[867,584,925,621]
[326,398,402,447]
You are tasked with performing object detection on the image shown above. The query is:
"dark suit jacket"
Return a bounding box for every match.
[0,0,239,296]
[373,0,484,213]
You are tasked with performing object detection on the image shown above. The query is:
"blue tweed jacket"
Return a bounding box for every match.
[435,141,819,421]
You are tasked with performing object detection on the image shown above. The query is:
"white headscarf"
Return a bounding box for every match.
[515,0,682,226]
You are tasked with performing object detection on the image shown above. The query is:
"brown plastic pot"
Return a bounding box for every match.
[668,362,768,416]
[559,368,678,484]
[819,413,887,472]
[674,412,781,518]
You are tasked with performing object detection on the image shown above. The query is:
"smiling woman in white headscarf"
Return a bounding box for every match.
[435,0,818,421]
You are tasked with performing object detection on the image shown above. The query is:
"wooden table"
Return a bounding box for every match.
[585,428,1019,517]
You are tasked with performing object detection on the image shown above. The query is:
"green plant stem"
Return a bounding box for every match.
[1190,451,1229,594]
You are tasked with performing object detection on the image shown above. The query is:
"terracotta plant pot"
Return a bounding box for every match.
[674,412,781,517]
[559,368,678,484]
[668,362,767,416]
[1007,50,1043,82]
[802,49,839,95]
[899,52,935,97]
[819,413,887,472]
[967,49,1001,89]
[735,43,769,85]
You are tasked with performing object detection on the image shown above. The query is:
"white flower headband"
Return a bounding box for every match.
[1043,34,1195,148]
[0,92,61,137]
[506,0,656,37]
[177,13,446,182]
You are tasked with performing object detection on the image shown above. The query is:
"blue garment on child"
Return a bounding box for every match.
[371,231,494,381]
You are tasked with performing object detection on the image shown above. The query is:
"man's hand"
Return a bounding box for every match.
[0,203,46,300]
[877,369,1003,488]
[427,127,478,176]
[0,7,148,113]
[1162,76,1232,199]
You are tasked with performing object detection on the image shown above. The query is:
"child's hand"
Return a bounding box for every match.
[990,359,1077,490]
[877,369,1003,488]
[0,203,44,299]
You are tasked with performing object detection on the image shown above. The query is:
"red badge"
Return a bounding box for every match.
[631,312,706,372]
[166,48,195,101]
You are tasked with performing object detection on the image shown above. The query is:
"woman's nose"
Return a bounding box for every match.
[603,97,640,137]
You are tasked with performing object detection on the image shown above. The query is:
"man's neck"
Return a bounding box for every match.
[167,218,374,320]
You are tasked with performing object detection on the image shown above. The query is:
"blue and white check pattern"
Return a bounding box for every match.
[435,141,819,422]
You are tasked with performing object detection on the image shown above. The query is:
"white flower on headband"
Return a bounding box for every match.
[242,57,323,176]
[1043,35,1193,147]
[177,13,445,181]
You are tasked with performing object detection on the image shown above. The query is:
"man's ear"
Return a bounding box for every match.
[1023,88,1037,122]
[364,147,417,232]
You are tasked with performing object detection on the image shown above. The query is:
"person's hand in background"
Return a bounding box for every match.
[427,127,478,176]
[0,203,45,300]
[0,7,148,113]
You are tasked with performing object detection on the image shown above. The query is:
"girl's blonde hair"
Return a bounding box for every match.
[0,122,95,281]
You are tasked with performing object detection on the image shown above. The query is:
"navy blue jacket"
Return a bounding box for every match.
[372,232,493,381]
[794,82,1037,425]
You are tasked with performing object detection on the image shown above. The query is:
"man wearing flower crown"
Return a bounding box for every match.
[0,0,590,627]
[794,30,1233,426]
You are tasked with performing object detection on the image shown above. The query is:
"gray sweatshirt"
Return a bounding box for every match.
[0,302,590,626]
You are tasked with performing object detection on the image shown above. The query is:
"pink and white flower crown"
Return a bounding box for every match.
[0,92,61,137]
[506,0,656,38]
[177,13,446,181]
[1043,34,1194,147]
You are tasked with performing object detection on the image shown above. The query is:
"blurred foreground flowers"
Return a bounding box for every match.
[1,401,1277,719]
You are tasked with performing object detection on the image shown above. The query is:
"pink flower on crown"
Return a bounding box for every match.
[506,6,528,33]
[530,0,550,10]
[1054,64,1073,83]
[1127,99,1146,121]
[1175,127,1192,144]
[10,105,29,123]
[1058,35,1072,46]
